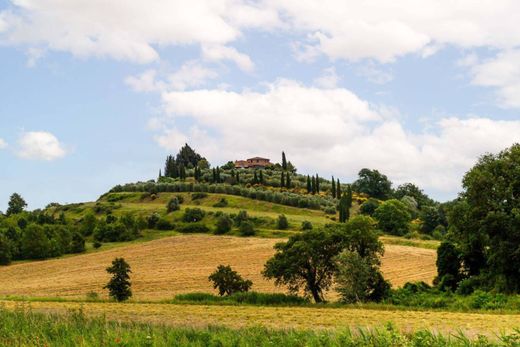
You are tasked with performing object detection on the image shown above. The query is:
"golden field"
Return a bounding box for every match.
[0,234,436,300]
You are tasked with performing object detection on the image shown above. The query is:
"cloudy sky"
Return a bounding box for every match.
[1,0,520,210]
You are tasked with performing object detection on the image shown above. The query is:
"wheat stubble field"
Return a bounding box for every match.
[0,234,436,300]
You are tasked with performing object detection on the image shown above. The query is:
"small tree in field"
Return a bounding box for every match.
[277,214,289,230]
[6,193,27,216]
[167,197,180,213]
[208,265,252,296]
[104,257,132,302]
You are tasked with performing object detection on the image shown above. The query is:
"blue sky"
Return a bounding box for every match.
[1,1,520,211]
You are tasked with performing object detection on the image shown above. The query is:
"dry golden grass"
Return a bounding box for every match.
[2,300,520,338]
[0,234,436,300]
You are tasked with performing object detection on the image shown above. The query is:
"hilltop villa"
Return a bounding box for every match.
[234,157,272,169]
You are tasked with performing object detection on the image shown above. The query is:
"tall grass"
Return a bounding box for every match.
[173,291,309,306]
[1,306,518,346]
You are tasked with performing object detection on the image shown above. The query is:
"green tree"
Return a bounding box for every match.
[263,228,348,303]
[239,221,255,236]
[306,175,312,193]
[394,183,434,208]
[277,214,289,230]
[280,172,285,188]
[215,214,233,235]
[0,234,12,265]
[104,257,132,302]
[420,206,440,234]
[20,224,51,259]
[259,170,264,184]
[315,174,320,193]
[175,143,206,169]
[360,198,380,216]
[311,176,316,194]
[6,193,27,216]
[81,212,97,236]
[331,176,336,198]
[373,199,411,235]
[435,241,462,291]
[183,208,205,223]
[70,232,86,253]
[286,173,291,188]
[336,179,341,198]
[282,151,287,170]
[352,168,392,200]
[167,197,181,213]
[208,265,252,296]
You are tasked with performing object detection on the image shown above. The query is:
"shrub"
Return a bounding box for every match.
[183,208,205,223]
[166,197,180,213]
[360,198,380,216]
[147,213,160,229]
[191,192,208,200]
[93,241,102,249]
[178,223,210,233]
[276,215,289,230]
[239,221,255,236]
[323,206,336,215]
[215,214,232,234]
[234,210,249,226]
[208,265,253,296]
[175,195,185,204]
[213,198,228,208]
[155,218,174,231]
[373,199,411,236]
[301,221,313,231]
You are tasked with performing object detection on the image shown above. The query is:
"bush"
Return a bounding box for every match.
[276,215,289,230]
[155,218,174,230]
[323,206,336,215]
[93,241,102,249]
[213,198,228,208]
[166,197,180,213]
[360,198,380,216]
[234,210,249,226]
[147,213,160,229]
[183,208,205,223]
[191,192,208,200]
[215,214,232,234]
[239,221,255,236]
[178,223,210,233]
[208,265,253,296]
[301,221,313,231]
[373,199,411,236]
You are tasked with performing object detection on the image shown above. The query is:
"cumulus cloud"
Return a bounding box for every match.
[467,50,520,108]
[17,131,66,160]
[314,67,339,89]
[0,138,7,149]
[154,81,520,196]
[201,45,254,72]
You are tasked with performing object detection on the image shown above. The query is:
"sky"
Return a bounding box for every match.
[1,0,520,211]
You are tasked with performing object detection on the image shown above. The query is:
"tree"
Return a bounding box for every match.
[286,173,291,188]
[338,185,353,223]
[104,258,132,302]
[167,197,181,213]
[420,206,440,234]
[215,214,233,234]
[373,199,411,236]
[400,196,419,219]
[6,193,27,216]
[20,224,51,259]
[282,151,287,170]
[208,265,252,296]
[183,208,205,223]
[352,168,392,200]
[315,174,320,193]
[435,241,462,291]
[198,158,210,170]
[277,215,289,230]
[239,221,255,236]
[81,212,97,236]
[331,176,336,198]
[259,170,264,184]
[360,198,380,216]
[0,234,12,265]
[306,175,312,193]
[263,228,348,303]
[394,183,434,209]
[70,232,86,253]
[311,175,316,194]
[280,172,285,188]
[253,171,258,184]
[175,143,206,169]
[336,179,341,198]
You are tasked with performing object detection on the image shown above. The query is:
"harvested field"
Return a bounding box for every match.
[0,234,436,300]
[1,300,519,338]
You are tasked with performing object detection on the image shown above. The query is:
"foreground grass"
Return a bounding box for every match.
[1,306,520,346]
[3,299,520,338]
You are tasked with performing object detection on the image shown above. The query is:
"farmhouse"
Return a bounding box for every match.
[234,157,272,169]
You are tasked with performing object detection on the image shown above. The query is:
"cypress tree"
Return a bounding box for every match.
[236,171,240,184]
[331,176,336,198]
[253,171,258,184]
[315,174,320,194]
[216,167,221,183]
[158,169,162,181]
[212,168,217,183]
[306,175,312,193]
[311,175,316,194]
[281,172,285,188]
[286,173,291,188]
[259,170,264,184]
[282,151,287,171]
[339,193,347,223]
[336,179,341,198]
[179,164,186,180]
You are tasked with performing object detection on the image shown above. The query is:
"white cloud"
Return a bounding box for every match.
[17,131,66,160]
[358,64,393,84]
[202,45,254,72]
[314,67,339,89]
[155,81,520,196]
[468,50,520,108]
[125,70,165,93]
[0,138,7,149]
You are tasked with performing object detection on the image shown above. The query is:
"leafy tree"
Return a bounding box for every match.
[239,221,255,236]
[286,173,291,188]
[176,143,205,169]
[20,224,51,259]
[400,196,419,219]
[282,151,287,170]
[420,206,440,234]
[70,232,86,253]
[208,265,252,296]
[197,158,210,170]
[183,208,205,223]
[315,174,320,193]
[81,212,97,236]
[253,171,258,184]
[215,214,233,234]
[360,198,380,216]
[104,258,132,302]
[435,241,462,291]
[6,193,27,216]
[167,197,181,213]
[263,228,348,303]
[352,169,392,200]
[373,199,411,236]
[277,215,289,230]
[0,234,12,265]
[394,183,434,208]
[234,210,249,226]
[259,170,264,184]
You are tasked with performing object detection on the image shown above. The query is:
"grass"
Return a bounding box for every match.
[3,300,520,340]
[0,234,436,300]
